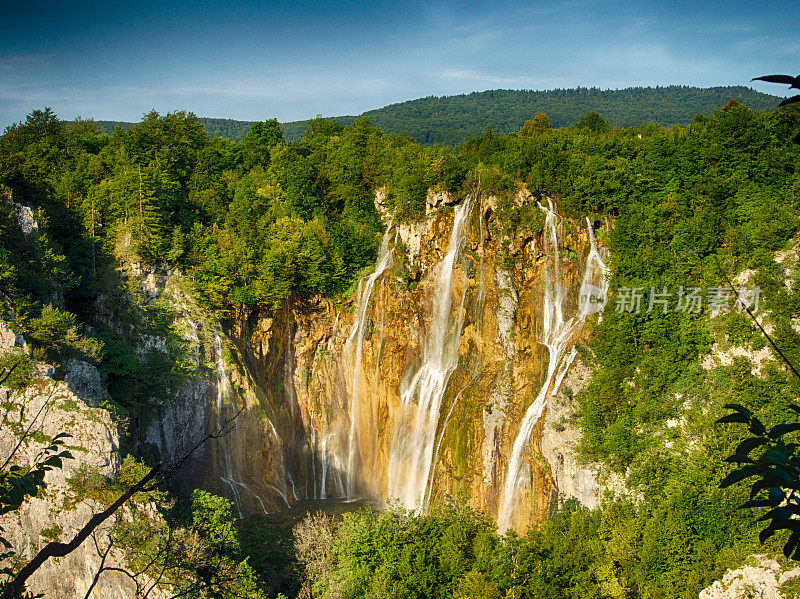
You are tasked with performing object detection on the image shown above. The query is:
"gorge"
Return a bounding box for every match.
[172,189,611,533]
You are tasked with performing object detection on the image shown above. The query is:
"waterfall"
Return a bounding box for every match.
[287,471,300,501]
[320,433,346,499]
[285,327,296,421]
[344,224,396,499]
[581,217,610,318]
[320,435,329,500]
[497,204,608,532]
[387,197,474,512]
[309,411,318,499]
[213,332,269,518]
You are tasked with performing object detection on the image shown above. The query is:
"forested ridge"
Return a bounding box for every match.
[93,85,781,145]
[2,97,800,597]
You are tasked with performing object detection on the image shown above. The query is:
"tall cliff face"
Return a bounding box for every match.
[139,270,293,516]
[205,191,611,531]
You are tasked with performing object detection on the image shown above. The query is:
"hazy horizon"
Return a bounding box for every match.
[62,84,781,129]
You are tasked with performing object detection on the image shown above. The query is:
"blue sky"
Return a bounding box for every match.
[1,0,798,131]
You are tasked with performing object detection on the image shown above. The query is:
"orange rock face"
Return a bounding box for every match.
[215,195,607,531]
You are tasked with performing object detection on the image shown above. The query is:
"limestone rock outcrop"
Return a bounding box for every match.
[699,555,800,599]
[0,380,169,598]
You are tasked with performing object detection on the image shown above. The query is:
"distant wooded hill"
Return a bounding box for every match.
[93,85,781,145]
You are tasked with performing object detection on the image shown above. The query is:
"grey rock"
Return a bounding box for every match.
[699,555,800,599]
[12,203,38,235]
[136,334,168,359]
[542,357,629,509]
[14,333,27,352]
[31,364,55,379]
[425,189,458,215]
[0,321,17,354]
[0,382,156,598]
[63,359,110,408]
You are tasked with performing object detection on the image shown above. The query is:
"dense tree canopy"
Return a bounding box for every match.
[94,86,781,147]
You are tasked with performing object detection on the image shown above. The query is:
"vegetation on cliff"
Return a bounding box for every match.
[1,94,800,597]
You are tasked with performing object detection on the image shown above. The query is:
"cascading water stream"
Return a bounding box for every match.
[320,435,330,500]
[387,197,474,512]
[582,216,610,318]
[213,332,271,517]
[309,411,317,499]
[213,333,240,516]
[344,224,396,499]
[287,472,300,501]
[320,433,346,500]
[497,204,608,532]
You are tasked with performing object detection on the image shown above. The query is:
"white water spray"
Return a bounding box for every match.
[309,411,317,499]
[497,204,608,532]
[320,433,346,499]
[344,225,396,499]
[387,197,474,512]
[320,435,330,500]
[287,471,300,501]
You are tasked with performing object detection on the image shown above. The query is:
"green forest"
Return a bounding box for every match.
[2,95,800,598]
[95,85,780,146]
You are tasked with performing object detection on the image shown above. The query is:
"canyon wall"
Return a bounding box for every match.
[198,190,612,531]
